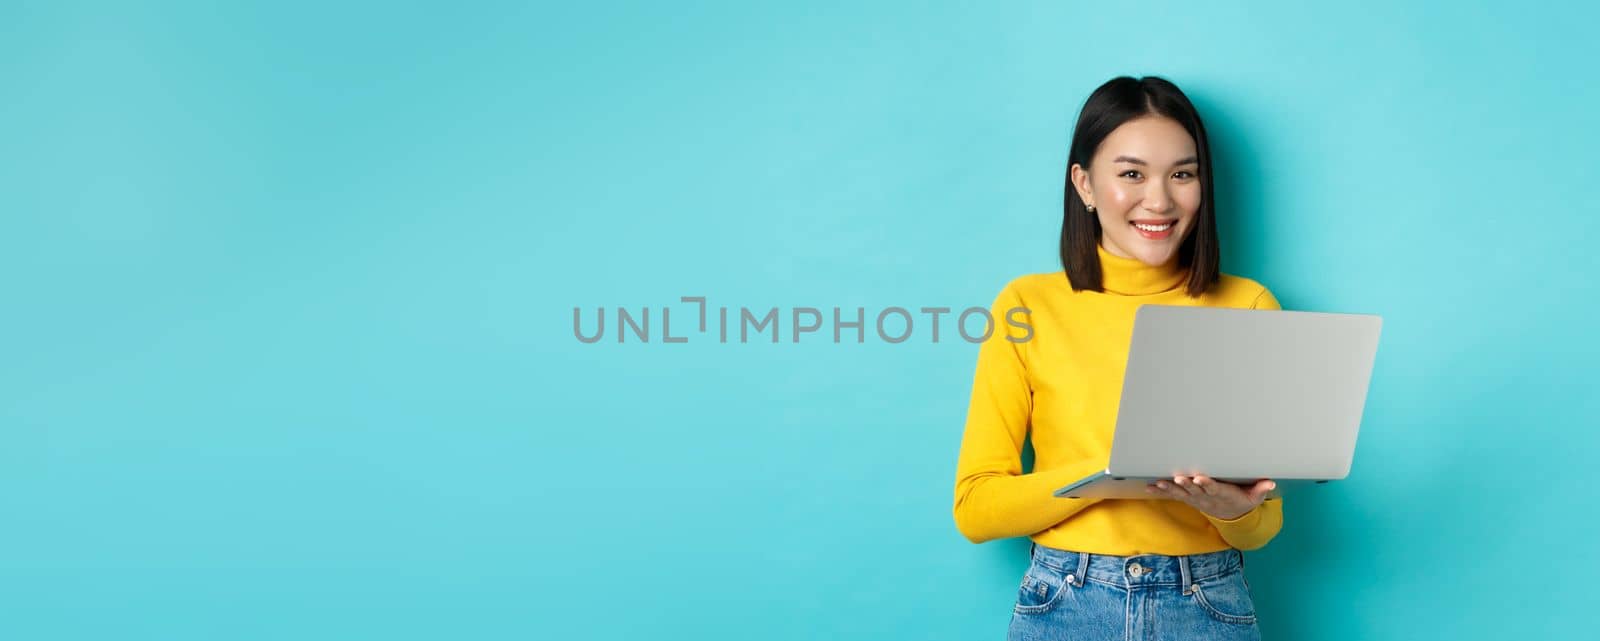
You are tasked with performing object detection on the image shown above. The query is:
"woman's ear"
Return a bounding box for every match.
[1069,163,1094,209]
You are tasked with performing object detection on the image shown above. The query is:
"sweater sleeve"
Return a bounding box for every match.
[952,281,1106,544]
[1204,500,1283,551]
[1202,283,1288,551]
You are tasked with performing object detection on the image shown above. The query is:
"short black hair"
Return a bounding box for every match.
[1059,76,1221,298]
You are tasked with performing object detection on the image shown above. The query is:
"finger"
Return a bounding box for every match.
[1203,477,1252,500]
[1152,480,1187,502]
[1245,479,1278,503]
[1172,476,1205,498]
[1193,475,1222,497]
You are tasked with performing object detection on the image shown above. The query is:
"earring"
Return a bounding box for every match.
[1086,204,1096,213]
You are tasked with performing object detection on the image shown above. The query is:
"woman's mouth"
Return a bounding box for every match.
[1130,219,1176,240]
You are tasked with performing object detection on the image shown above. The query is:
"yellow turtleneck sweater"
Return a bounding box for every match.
[952,242,1285,554]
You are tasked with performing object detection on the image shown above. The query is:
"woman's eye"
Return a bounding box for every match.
[1172,171,1195,180]
[1120,170,1142,179]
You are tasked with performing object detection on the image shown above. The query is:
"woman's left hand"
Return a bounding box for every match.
[1145,475,1276,521]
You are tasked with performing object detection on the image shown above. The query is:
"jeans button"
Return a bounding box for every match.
[1128,563,1145,578]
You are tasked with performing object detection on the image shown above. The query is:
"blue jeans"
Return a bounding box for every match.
[1008,543,1262,641]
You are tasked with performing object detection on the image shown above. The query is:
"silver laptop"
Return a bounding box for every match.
[1052,304,1382,500]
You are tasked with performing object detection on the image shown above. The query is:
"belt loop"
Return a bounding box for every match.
[1074,551,1089,587]
[1179,554,1194,596]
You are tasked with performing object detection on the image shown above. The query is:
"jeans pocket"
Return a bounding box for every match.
[1190,569,1257,625]
[1013,561,1070,615]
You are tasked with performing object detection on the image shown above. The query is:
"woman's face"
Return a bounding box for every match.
[1070,115,1202,266]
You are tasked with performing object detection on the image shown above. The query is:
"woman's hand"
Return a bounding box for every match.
[1144,475,1276,521]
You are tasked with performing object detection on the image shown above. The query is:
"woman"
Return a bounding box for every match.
[952,76,1283,641]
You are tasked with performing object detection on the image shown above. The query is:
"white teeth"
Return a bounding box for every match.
[1133,222,1174,232]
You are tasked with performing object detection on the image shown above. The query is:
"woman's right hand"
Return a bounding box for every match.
[1144,475,1275,521]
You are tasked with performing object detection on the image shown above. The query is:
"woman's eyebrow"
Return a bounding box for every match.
[1112,155,1199,166]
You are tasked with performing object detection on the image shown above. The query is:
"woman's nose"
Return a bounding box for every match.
[1142,183,1172,213]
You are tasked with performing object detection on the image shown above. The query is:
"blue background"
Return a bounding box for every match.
[3,1,1596,639]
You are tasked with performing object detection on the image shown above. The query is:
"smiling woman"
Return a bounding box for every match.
[951,76,1282,641]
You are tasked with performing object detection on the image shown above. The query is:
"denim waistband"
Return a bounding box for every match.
[1029,542,1245,590]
